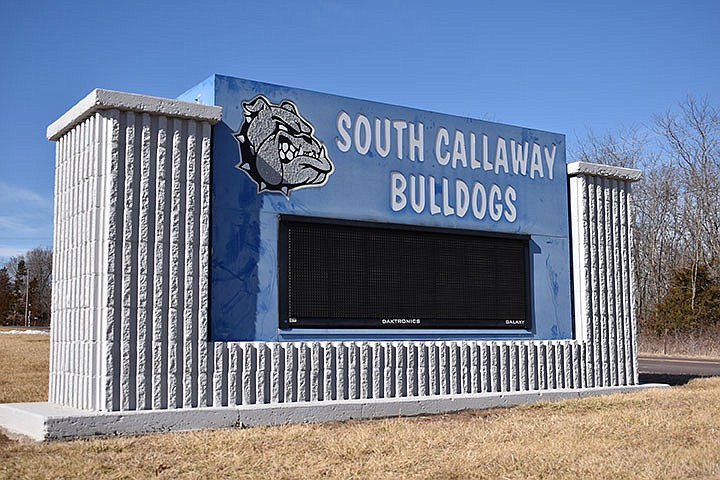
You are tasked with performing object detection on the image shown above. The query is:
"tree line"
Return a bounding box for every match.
[574,95,720,337]
[0,247,52,326]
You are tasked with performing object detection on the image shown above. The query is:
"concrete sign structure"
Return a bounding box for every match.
[0,76,659,441]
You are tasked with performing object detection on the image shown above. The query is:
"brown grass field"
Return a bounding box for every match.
[2,329,720,479]
[0,327,49,404]
[638,330,720,358]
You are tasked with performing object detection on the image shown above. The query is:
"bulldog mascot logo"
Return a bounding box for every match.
[233,95,334,196]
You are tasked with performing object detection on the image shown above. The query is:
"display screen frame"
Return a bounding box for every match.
[278,215,532,331]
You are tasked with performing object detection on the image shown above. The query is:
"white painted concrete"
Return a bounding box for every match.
[47,89,222,141]
[567,161,643,182]
[0,384,669,441]
[567,162,642,386]
[48,97,218,412]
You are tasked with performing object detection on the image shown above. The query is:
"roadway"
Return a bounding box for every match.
[638,355,720,385]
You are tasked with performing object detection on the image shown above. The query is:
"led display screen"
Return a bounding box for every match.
[279,217,531,330]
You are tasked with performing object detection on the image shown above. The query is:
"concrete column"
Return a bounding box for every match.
[47,90,221,411]
[568,161,642,386]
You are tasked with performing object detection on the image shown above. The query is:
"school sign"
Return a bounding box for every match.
[0,75,654,441]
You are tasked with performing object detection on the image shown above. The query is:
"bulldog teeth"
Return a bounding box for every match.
[277,139,324,160]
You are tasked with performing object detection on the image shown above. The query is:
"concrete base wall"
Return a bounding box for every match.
[205,340,592,407]
[0,384,668,441]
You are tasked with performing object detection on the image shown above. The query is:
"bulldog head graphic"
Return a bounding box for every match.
[233,95,334,196]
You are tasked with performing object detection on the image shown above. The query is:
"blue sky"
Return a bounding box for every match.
[0,0,718,260]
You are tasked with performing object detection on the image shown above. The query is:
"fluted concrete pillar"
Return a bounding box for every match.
[568,161,642,387]
[47,89,222,411]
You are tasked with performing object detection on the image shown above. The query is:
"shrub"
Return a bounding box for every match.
[645,264,720,335]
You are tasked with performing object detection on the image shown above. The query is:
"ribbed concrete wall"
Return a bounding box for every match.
[50,113,104,410]
[568,162,642,388]
[49,91,220,411]
[204,340,587,407]
[48,90,642,415]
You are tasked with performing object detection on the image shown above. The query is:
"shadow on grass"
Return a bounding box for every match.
[639,372,706,386]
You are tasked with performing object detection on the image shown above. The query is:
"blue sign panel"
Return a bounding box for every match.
[179,75,572,342]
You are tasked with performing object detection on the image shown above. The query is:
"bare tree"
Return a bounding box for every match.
[25,247,53,324]
[1,247,53,325]
[574,96,720,328]
[574,125,648,169]
[655,95,720,280]
[632,163,685,316]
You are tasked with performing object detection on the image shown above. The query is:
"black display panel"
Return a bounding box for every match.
[279,217,531,330]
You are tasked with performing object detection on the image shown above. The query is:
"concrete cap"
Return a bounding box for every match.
[567,161,642,182]
[47,88,223,141]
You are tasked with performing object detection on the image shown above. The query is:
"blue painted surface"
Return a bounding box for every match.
[181,74,573,342]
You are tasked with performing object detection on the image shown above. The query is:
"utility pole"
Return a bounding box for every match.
[24,268,29,328]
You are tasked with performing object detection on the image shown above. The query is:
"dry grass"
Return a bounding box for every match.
[638,330,720,358]
[0,327,49,403]
[2,331,720,479]
[2,380,720,479]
